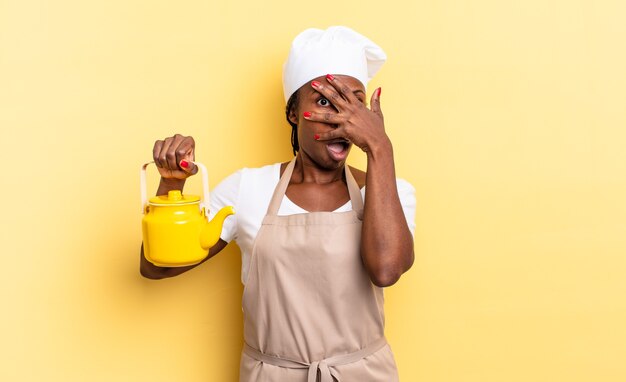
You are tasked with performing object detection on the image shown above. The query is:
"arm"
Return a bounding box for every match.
[140,134,228,280]
[140,240,227,279]
[361,139,414,287]
[306,77,414,287]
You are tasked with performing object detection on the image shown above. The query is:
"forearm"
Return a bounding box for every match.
[140,244,198,279]
[361,139,414,287]
[140,240,228,279]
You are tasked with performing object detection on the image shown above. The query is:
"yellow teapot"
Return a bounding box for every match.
[140,161,234,267]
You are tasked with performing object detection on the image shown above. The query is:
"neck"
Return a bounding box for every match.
[292,153,345,185]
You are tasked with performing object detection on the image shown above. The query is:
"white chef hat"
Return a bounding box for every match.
[282,26,387,103]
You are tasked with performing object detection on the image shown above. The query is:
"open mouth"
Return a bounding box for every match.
[326,139,351,161]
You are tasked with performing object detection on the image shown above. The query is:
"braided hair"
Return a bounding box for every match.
[285,90,300,155]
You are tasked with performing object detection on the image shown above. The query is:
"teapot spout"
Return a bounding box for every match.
[200,206,235,250]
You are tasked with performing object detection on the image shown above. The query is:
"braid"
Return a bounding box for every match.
[285,91,300,155]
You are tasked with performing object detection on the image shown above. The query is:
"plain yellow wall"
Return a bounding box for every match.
[2,0,625,380]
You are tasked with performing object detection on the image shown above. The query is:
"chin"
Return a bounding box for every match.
[321,149,352,170]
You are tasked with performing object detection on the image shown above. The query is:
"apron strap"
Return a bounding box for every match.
[243,337,387,382]
[266,157,297,216]
[344,164,364,219]
[266,157,364,218]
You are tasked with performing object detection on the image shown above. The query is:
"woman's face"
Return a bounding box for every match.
[289,75,366,170]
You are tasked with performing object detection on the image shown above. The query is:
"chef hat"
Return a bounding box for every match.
[282,26,387,103]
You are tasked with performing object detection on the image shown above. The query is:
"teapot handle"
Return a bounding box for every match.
[140,161,211,215]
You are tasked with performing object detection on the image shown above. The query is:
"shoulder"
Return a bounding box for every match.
[213,162,281,196]
[240,162,282,180]
[231,162,283,195]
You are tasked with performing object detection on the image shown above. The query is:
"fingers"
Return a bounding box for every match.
[303,110,344,124]
[179,158,198,175]
[370,87,383,117]
[172,136,197,175]
[315,128,344,142]
[160,136,178,170]
[311,80,344,111]
[310,75,359,111]
[152,134,197,177]
[325,74,361,104]
[153,140,164,168]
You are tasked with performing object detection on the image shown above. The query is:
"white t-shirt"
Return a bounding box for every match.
[209,163,417,284]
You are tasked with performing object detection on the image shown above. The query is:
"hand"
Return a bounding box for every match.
[303,75,391,154]
[153,134,198,180]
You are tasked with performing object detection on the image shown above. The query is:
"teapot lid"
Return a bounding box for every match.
[148,190,200,205]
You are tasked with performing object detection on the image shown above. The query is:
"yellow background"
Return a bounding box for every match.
[1,0,625,380]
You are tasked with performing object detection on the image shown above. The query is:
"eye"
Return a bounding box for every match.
[316,97,330,107]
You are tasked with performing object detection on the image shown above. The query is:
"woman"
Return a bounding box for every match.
[141,26,416,381]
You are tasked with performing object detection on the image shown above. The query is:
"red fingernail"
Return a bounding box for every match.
[314,134,320,140]
[303,111,312,118]
[326,74,335,81]
[311,81,321,88]
[377,87,382,97]
[180,160,189,168]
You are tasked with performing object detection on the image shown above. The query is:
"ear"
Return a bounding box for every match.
[287,104,299,126]
[286,89,301,126]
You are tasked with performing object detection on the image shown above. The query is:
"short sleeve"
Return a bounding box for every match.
[396,179,417,237]
[209,170,242,243]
